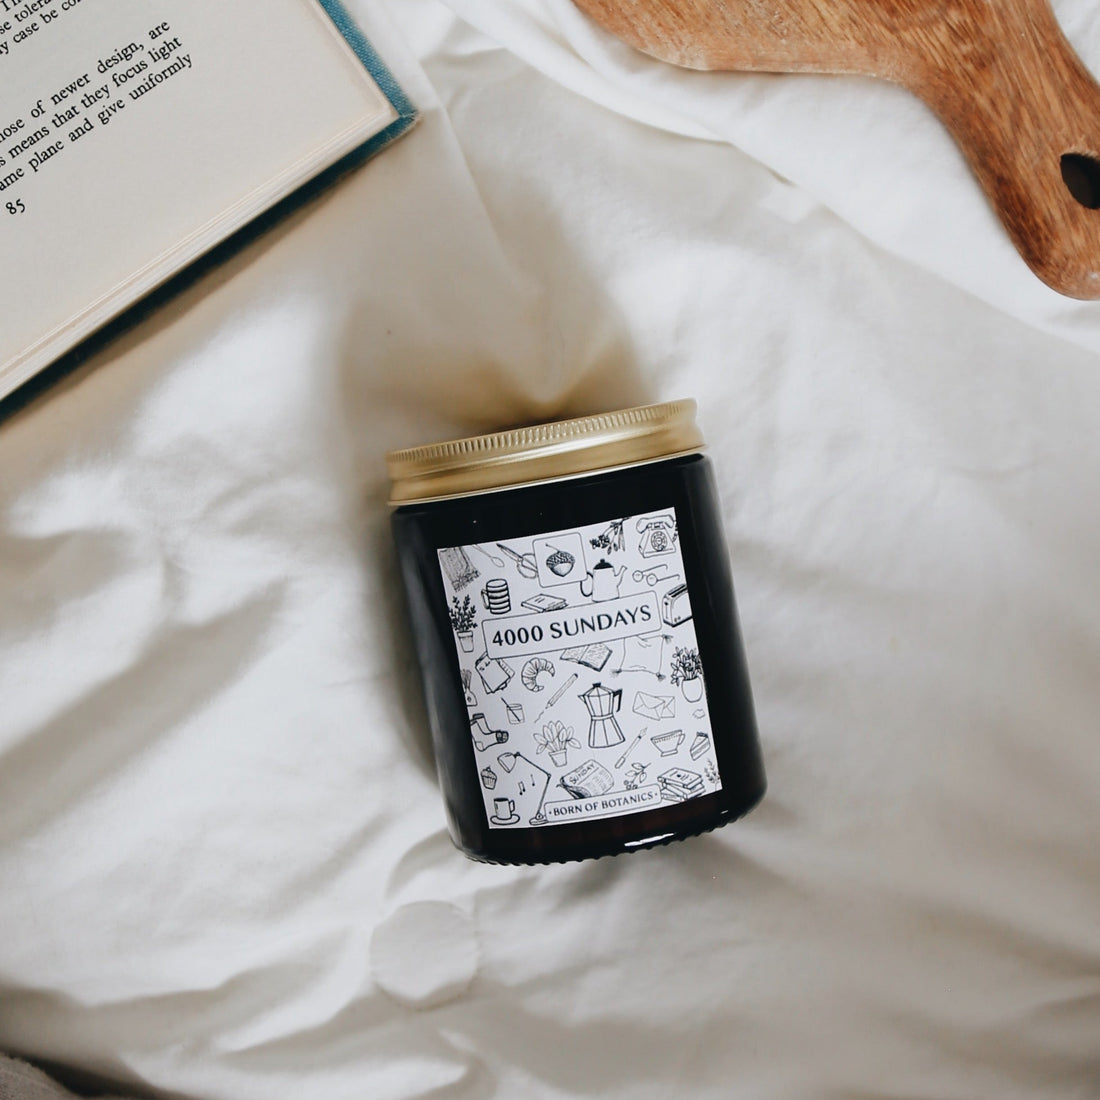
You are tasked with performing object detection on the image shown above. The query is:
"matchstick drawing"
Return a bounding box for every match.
[461,668,477,707]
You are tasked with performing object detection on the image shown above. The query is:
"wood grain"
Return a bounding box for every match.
[573,0,1100,298]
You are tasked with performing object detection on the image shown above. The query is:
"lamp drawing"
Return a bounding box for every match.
[498,751,551,826]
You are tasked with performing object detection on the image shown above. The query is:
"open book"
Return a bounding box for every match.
[0,0,416,403]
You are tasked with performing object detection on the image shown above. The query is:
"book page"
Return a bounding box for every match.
[0,0,397,392]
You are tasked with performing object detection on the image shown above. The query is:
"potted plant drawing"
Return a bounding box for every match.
[448,594,477,652]
[534,720,581,768]
[669,645,704,703]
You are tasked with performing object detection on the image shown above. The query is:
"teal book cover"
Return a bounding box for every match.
[319,0,418,158]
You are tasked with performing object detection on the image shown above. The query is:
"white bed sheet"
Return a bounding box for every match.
[2,1,1099,1097]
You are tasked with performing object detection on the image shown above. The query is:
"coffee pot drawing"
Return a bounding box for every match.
[579,559,626,601]
[579,682,625,748]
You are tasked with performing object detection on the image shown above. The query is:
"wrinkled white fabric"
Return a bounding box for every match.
[2,2,1100,1098]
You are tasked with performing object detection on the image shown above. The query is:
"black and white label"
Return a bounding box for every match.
[437,510,721,829]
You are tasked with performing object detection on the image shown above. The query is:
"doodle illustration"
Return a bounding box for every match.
[521,593,568,613]
[661,583,693,627]
[590,518,626,554]
[534,720,580,767]
[650,730,685,757]
[579,559,626,601]
[496,542,538,578]
[533,531,587,589]
[532,671,578,724]
[480,577,512,615]
[545,546,575,576]
[632,691,675,721]
[637,514,677,558]
[613,633,671,680]
[461,668,477,707]
[614,730,646,768]
[634,563,679,587]
[497,751,552,825]
[521,656,555,692]
[669,646,704,702]
[471,713,509,751]
[439,546,479,591]
[472,544,506,569]
[579,682,625,748]
[561,642,612,672]
[657,767,704,803]
[437,510,723,830]
[448,595,478,653]
[559,759,615,800]
[475,652,514,694]
[489,796,521,826]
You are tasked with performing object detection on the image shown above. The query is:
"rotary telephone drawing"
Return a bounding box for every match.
[636,514,677,558]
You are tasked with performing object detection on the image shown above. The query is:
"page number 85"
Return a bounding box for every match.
[6,200,26,215]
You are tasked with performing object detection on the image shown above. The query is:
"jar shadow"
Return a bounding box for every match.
[336,205,654,778]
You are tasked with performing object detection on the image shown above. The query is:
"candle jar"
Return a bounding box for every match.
[387,400,765,864]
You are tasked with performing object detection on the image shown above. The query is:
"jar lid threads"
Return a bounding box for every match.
[386,399,705,505]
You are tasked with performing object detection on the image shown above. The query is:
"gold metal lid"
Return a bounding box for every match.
[386,399,705,505]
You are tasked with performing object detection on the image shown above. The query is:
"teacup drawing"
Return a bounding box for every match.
[650,730,685,757]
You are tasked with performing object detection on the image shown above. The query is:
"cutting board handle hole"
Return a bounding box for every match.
[1060,153,1100,209]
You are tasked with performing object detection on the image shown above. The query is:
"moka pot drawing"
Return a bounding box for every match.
[580,682,625,748]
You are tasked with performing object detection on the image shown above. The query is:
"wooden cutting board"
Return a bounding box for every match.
[572,0,1100,298]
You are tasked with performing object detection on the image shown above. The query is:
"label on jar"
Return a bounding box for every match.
[437,510,722,829]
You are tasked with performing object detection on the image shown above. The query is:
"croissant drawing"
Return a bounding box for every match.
[522,657,555,692]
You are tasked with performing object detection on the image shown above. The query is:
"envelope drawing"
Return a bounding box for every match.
[632,691,675,721]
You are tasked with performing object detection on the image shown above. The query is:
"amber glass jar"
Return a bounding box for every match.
[387,400,765,864]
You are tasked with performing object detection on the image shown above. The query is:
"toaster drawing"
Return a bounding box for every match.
[661,583,693,627]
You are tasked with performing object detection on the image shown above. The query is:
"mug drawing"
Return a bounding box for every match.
[481,577,512,615]
[491,796,519,825]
